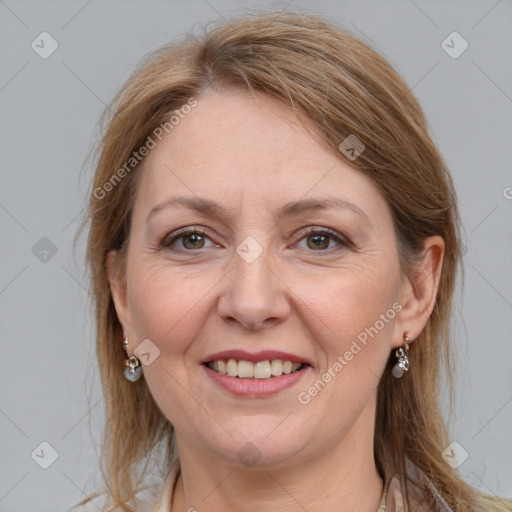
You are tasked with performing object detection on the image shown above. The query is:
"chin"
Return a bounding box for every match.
[198,425,312,470]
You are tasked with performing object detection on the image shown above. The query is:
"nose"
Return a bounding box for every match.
[217,241,291,331]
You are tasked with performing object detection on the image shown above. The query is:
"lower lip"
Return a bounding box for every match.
[203,364,310,398]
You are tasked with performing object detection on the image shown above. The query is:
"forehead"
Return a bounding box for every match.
[133,90,389,223]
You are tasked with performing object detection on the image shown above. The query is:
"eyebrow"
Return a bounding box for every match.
[147,196,372,227]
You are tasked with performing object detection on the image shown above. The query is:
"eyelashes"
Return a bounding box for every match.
[159,226,352,254]
[160,227,212,251]
[293,227,350,252]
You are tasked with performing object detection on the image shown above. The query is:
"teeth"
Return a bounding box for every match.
[208,358,304,379]
[226,359,237,377]
[271,359,283,376]
[254,361,271,379]
[238,360,254,378]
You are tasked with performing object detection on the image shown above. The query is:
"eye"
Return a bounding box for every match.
[160,226,351,254]
[295,227,349,252]
[160,227,217,251]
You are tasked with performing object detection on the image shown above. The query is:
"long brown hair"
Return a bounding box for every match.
[79,10,505,511]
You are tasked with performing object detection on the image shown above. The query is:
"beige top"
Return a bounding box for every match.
[77,459,512,511]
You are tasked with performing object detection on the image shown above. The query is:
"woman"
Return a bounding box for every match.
[78,11,511,512]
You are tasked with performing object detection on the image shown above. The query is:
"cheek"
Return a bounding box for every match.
[125,264,214,426]
[126,263,212,357]
[293,267,400,429]
[302,256,401,370]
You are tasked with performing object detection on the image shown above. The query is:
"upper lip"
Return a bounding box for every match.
[202,349,313,367]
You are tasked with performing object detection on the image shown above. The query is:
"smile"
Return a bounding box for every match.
[205,359,305,379]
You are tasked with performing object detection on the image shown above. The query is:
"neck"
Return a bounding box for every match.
[171,407,383,511]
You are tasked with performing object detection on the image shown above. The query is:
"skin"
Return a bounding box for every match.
[109,89,444,511]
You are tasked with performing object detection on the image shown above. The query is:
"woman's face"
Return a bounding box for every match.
[110,89,421,469]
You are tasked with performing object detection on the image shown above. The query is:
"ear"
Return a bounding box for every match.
[392,235,445,348]
[107,250,135,342]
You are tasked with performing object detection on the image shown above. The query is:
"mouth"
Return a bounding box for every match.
[204,359,308,379]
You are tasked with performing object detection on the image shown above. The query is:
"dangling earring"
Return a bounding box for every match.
[122,337,142,382]
[392,330,411,379]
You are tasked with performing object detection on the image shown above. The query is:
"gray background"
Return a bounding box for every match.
[1,0,511,510]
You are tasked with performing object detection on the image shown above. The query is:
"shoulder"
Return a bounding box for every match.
[70,461,179,512]
[384,461,512,512]
[69,488,158,512]
[70,497,106,512]
[481,494,512,511]
[71,496,156,512]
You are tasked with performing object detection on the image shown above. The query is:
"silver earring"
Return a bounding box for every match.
[122,337,142,382]
[392,330,411,379]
